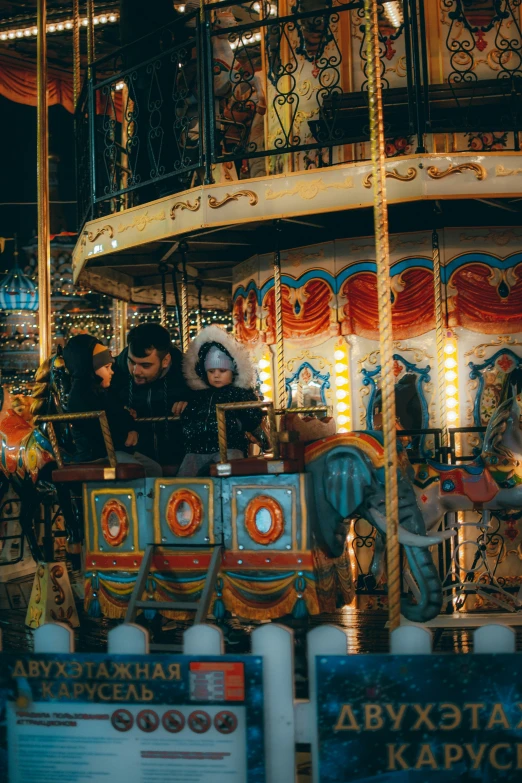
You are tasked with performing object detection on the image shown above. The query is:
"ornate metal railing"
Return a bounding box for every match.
[77,0,522,223]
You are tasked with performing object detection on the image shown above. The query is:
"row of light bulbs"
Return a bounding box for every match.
[0,13,117,41]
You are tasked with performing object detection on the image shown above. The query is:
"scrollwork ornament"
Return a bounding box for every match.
[208,190,259,208]
[170,197,201,220]
[427,162,486,180]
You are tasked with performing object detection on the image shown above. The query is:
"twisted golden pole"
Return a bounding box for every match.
[37,0,52,363]
[273,223,286,409]
[72,0,81,108]
[432,229,448,447]
[179,245,190,353]
[364,0,400,632]
[86,0,95,75]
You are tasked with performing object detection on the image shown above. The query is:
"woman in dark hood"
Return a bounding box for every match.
[177,325,263,476]
[63,334,161,476]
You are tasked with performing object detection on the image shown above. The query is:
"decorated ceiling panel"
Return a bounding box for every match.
[233,227,522,346]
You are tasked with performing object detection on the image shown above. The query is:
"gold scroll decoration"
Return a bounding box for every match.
[208,190,259,208]
[427,162,486,180]
[362,167,417,189]
[81,225,114,246]
[170,197,201,220]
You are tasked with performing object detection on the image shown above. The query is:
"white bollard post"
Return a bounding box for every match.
[391,626,433,655]
[108,623,149,654]
[307,625,348,783]
[33,622,74,653]
[474,624,516,654]
[183,623,224,655]
[252,624,295,783]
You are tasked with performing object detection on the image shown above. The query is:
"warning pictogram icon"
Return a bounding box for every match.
[111,709,134,732]
[188,710,211,734]
[137,709,160,733]
[214,710,238,734]
[162,709,185,733]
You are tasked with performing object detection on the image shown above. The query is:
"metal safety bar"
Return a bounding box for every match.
[34,411,117,469]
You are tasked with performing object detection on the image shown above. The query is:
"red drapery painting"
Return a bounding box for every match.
[0,59,122,120]
[448,263,522,333]
[263,279,333,340]
[0,61,74,112]
[341,268,435,339]
[233,291,260,343]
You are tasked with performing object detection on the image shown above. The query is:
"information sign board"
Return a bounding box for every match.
[4,654,264,783]
[317,654,522,782]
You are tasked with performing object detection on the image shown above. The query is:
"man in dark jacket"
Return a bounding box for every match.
[112,323,189,466]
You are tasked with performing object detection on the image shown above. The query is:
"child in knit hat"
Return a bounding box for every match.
[177,325,263,476]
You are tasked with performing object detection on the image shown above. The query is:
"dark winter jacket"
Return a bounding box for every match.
[63,335,136,462]
[112,345,189,464]
[181,325,263,455]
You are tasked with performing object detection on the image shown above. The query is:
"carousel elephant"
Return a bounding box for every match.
[304,385,522,623]
[304,432,455,622]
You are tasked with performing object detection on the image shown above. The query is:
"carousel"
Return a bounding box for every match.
[1,0,522,648]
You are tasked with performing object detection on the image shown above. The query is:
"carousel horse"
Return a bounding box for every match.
[305,386,522,622]
[0,352,81,564]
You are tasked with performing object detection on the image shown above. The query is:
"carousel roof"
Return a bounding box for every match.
[0,262,38,311]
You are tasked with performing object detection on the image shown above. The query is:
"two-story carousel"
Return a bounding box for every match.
[2,0,522,645]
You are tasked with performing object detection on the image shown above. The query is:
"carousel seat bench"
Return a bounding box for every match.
[210,457,300,477]
[52,462,145,482]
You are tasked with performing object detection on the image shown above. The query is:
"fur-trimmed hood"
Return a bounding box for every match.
[183,325,255,391]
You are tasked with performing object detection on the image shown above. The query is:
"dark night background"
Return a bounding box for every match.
[0,96,76,265]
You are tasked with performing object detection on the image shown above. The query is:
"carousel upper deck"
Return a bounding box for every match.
[72,0,522,306]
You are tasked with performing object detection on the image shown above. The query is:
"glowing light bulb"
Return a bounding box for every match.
[0,33,8,40]
[338,426,348,433]
[447,411,458,423]
[335,363,348,373]
[444,358,457,369]
[82,18,89,26]
[446,397,457,409]
[16,30,23,37]
[335,377,348,387]
[258,358,270,369]
[100,15,108,23]
[334,350,345,361]
[444,343,456,354]
[57,23,64,31]
[336,402,347,412]
[336,389,347,400]
[48,24,56,32]
[338,415,348,425]
[93,17,99,25]
[65,21,73,29]
[24,29,31,36]
[260,383,271,394]
[109,14,117,22]
[445,385,457,397]
[259,371,270,381]
[445,370,457,382]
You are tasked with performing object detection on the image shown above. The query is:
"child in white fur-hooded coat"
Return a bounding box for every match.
[177,325,263,476]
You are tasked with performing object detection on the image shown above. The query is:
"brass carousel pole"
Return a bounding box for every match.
[178,243,190,352]
[37,0,52,363]
[364,0,401,632]
[273,220,286,410]
[86,0,95,72]
[432,228,448,448]
[72,0,81,107]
